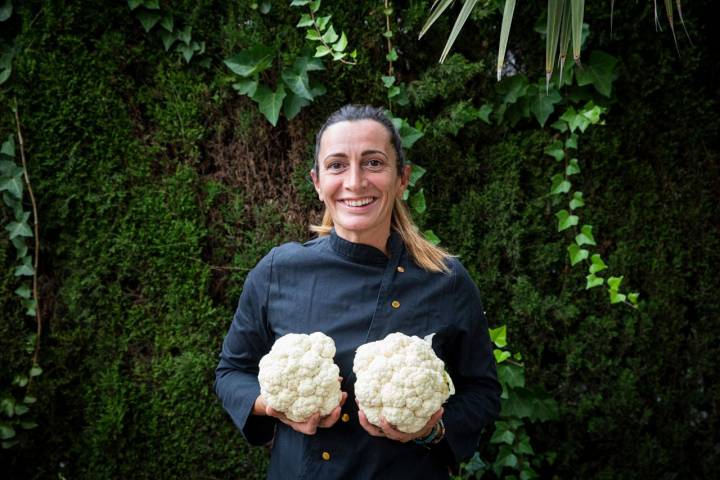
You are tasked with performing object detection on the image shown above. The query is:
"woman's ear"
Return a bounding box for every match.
[310,169,323,201]
[399,164,411,194]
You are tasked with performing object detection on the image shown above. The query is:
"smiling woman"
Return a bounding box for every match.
[215,104,501,479]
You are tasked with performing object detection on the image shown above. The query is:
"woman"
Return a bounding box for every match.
[215,105,501,479]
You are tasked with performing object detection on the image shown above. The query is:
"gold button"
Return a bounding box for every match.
[397,266,405,272]
[341,413,350,422]
[322,451,330,461]
[391,300,400,309]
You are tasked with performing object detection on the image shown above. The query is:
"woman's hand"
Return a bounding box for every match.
[357,405,444,443]
[253,391,348,435]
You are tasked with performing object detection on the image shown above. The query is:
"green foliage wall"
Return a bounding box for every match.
[1,1,717,479]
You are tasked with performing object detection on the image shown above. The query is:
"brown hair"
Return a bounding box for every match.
[310,104,452,273]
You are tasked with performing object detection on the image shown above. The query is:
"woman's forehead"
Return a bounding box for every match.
[319,120,393,154]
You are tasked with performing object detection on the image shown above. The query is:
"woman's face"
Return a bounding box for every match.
[311,119,410,251]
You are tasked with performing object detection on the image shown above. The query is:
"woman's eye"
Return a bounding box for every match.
[365,159,383,169]
[327,162,346,171]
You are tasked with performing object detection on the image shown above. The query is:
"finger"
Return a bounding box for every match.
[339,391,348,407]
[379,417,410,443]
[358,409,385,437]
[319,405,341,428]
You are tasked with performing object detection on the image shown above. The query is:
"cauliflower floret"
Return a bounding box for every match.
[353,332,454,433]
[258,332,341,422]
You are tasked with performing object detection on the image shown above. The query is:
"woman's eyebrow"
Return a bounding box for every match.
[361,149,388,158]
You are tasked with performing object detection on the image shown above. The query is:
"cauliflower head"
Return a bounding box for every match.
[258,332,341,422]
[353,332,454,434]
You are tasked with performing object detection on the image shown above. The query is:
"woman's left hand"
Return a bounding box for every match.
[357,405,444,443]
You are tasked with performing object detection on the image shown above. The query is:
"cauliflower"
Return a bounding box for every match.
[353,332,454,433]
[258,332,342,422]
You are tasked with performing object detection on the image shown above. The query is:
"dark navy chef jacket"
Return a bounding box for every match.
[215,230,501,479]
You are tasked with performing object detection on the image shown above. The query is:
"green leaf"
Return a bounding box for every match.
[550,174,571,195]
[568,244,589,266]
[382,30,393,39]
[0,424,15,440]
[496,0,517,80]
[490,427,515,445]
[281,68,313,101]
[586,273,604,289]
[14,404,28,416]
[589,254,607,274]
[309,0,321,13]
[494,349,511,364]
[575,50,618,97]
[127,0,143,11]
[321,25,338,44]
[1,135,14,157]
[381,75,395,88]
[560,106,591,133]
[5,220,32,239]
[12,375,27,387]
[409,163,426,187]
[498,363,524,389]
[550,120,568,132]
[565,133,578,149]
[333,32,348,52]
[22,396,36,404]
[496,74,528,104]
[478,104,492,124]
[176,43,195,63]
[15,285,31,299]
[575,224,596,246]
[159,15,173,32]
[0,174,23,199]
[0,0,12,21]
[331,52,346,62]
[160,30,177,51]
[527,84,561,126]
[566,158,581,175]
[496,445,519,469]
[437,0,480,63]
[423,229,440,246]
[517,436,535,455]
[315,15,331,31]
[314,45,331,58]
[608,275,623,291]
[610,290,626,304]
[306,29,321,41]
[296,14,313,28]
[282,91,311,120]
[290,0,310,5]
[12,236,27,257]
[143,0,160,9]
[555,209,579,231]
[176,25,192,45]
[569,191,585,210]
[232,78,258,97]
[224,45,274,77]
[489,325,507,347]
[628,292,640,305]
[136,10,161,32]
[259,1,271,14]
[20,421,38,430]
[14,263,34,277]
[253,84,286,127]
[544,140,565,161]
[570,0,585,63]
[30,365,42,377]
[385,48,398,62]
[410,189,426,214]
[0,398,14,416]
[418,0,453,39]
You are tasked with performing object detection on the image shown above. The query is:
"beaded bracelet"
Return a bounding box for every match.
[413,419,445,446]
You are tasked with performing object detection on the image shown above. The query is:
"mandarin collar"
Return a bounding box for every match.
[328,229,402,265]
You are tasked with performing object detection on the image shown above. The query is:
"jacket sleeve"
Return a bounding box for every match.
[436,259,502,466]
[214,249,277,445]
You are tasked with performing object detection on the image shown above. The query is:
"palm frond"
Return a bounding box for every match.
[497,0,517,80]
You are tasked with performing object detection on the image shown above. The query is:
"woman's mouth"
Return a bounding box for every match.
[341,197,376,207]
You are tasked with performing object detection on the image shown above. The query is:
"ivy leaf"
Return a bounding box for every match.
[410,189,426,214]
[22,396,37,404]
[160,30,177,51]
[0,174,23,199]
[20,421,38,430]
[224,45,274,77]
[489,325,507,347]
[0,398,13,417]
[498,364,525,389]
[381,75,395,88]
[331,51,346,62]
[142,0,160,9]
[517,437,535,455]
[314,45,331,58]
[296,13,313,28]
[385,48,398,62]
[566,158,581,176]
[127,0,143,11]
[136,10,161,32]
[176,25,192,46]
[628,292,640,305]
[12,237,27,257]
[409,163,426,187]
[253,84,286,127]
[496,74,528,104]
[282,91,311,120]
[232,78,258,97]
[29,365,42,377]
[290,0,310,5]
[565,133,578,149]
[589,254,607,273]
[585,273,604,289]
[555,209,579,231]
[550,174,571,195]
[332,32,348,52]
[560,106,591,133]
[176,43,195,63]
[159,15,173,32]
[527,84,561,127]
[12,375,27,387]
[490,427,515,445]
[607,275,623,291]
[0,424,15,440]
[544,140,564,161]
[315,15,331,31]
[609,290,626,304]
[550,120,568,132]
[281,67,313,101]
[567,244,589,266]
[575,224,596,246]
[321,25,338,44]
[575,50,618,98]
[15,285,31,299]
[306,29,321,41]
[14,404,29,416]
[494,349,511,364]
[6,220,33,239]
[478,104,492,124]
[423,229,440,246]
[309,0,321,13]
[569,191,585,210]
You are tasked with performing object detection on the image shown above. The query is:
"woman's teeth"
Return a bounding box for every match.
[344,198,374,207]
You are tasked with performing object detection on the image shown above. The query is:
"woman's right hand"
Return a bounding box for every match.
[253,392,348,435]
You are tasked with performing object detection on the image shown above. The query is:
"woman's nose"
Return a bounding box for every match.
[345,163,366,190]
